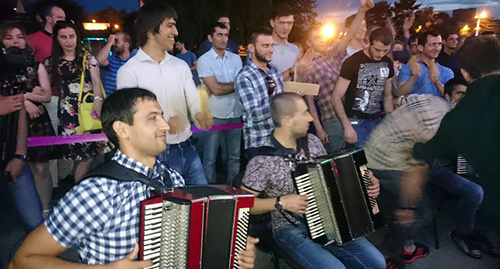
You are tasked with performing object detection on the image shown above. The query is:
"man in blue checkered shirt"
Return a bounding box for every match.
[235,28,284,159]
[9,88,258,268]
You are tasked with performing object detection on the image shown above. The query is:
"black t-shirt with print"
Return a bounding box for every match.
[339,50,394,119]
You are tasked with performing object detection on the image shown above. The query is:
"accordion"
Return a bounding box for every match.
[138,185,254,269]
[293,149,384,246]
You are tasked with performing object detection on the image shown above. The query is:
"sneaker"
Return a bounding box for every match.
[386,257,406,269]
[450,230,483,259]
[472,232,500,258]
[401,242,430,264]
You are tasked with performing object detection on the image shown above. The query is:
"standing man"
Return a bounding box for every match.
[331,27,395,150]
[29,5,66,63]
[436,31,462,80]
[305,0,373,152]
[235,28,284,159]
[197,22,243,184]
[117,2,212,185]
[241,93,386,269]
[175,40,200,85]
[398,30,454,97]
[269,4,300,81]
[96,32,137,96]
[8,88,258,268]
[197,15,238,57]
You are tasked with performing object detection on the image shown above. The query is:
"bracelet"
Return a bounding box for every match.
[398,206,417,211]
[94,96,104,102]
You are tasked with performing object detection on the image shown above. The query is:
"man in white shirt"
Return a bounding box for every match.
[117,2,212,185]
[197,22,242,185]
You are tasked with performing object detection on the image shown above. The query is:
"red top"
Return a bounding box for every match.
[28,30,52,63]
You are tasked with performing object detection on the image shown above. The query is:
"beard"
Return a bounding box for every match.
[254,48,270,63]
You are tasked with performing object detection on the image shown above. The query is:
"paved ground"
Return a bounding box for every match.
[1,180,498,269]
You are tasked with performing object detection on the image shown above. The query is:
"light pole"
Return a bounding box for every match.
[475,11,487,36]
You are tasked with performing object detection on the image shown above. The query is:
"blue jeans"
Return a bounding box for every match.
[351,117,381,149]
[1,164,43,231]
[428,168,483,235]
[322,117,381,153]
[202,117,241,185]
[272,223,385,269]
[158,141,207,185]
[371,169,424,248]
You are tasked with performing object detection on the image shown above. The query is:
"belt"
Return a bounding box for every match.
[168,137,195,149]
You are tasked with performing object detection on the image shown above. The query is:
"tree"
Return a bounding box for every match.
[392,0,420,36]
[366,1,392,29]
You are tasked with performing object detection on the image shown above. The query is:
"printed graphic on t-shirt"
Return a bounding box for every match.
[354,62,390,114]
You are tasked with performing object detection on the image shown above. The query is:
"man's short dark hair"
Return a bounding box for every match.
[101,88,157,147]
[135,2,178,47]
[271,3,294,20]
[409,33,419,44]
[271,92,303,127]
[208,22,227,37]
[43,5,62,20]
[248,27,272,45]
[442,30,458,41]
[369,27,393,46]
[457,36,500,80]
[444,77,467,97]
[418,30,440,46]
[216,14,230,21]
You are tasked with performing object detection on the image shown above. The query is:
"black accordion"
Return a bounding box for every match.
[138,185,254,269]
[293,149,384,245]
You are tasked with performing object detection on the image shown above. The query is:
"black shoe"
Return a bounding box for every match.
[473,232,500,258]
[451,230,483,259]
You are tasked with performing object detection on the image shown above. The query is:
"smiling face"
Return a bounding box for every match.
[2,28,26,49]
[419,35,442,60]
[126,99,170,158]
[57,27,77,53]
[249,34,274,63]
[151,17,178,51]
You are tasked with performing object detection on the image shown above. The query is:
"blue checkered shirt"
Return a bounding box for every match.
[44,150,184,264]
[235,62,284,149]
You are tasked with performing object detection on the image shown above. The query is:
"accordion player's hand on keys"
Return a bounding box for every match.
[365,170,380,199]
[107,243,152,269]
[236,236,259,269]
[280,194,308,214]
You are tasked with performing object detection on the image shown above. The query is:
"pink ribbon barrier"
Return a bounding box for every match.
[27,122,244,147]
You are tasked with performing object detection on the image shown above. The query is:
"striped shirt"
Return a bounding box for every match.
[45,150,184,264]
[364,94,451,171]
[103,50,137,96]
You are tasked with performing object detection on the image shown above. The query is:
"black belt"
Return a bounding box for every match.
[168,137,195,149]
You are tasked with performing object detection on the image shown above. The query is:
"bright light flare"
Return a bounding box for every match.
[321,23,335,39]
[475,11,487,19]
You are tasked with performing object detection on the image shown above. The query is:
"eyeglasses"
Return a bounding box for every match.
[265,76,276,95]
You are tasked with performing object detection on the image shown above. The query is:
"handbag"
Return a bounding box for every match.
[76,52,106,134]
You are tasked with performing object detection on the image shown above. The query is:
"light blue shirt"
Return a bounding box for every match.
[398,61,454,96]
[197,48,243,118]
[270,41,300,74]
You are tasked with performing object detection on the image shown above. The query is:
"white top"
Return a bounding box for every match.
[270,40,300,74]
[117,48,201,144]
[197,48,243,119]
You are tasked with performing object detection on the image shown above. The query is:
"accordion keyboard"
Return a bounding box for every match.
[233,208,250,269]
[359,165,380,214]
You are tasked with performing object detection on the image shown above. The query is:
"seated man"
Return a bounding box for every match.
[241,92,385,269]
[427,78,484,258]
[8,88,257,268]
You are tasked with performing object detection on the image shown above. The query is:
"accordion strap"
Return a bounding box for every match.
[82,160,170,191]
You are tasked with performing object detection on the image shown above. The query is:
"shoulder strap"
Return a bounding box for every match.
[82,161,168,191]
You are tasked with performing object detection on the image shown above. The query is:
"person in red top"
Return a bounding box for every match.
[29,5,66,63]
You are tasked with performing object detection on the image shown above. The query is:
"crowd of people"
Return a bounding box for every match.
[1,0,499,268]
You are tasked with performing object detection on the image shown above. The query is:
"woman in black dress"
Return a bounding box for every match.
[46,21,111,183]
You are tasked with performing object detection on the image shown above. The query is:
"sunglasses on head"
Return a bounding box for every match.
[265,76,276,95]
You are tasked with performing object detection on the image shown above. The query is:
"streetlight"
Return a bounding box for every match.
[475,11,487,36]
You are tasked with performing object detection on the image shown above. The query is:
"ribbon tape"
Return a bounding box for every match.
[27,122,244,147]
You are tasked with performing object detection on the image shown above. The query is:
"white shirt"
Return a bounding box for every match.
[197,48,243,119]
[117,49,201,144]
[270,40,300,74]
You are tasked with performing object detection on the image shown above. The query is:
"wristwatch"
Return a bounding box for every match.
[274,196,283,211]
[13,154,27,161]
